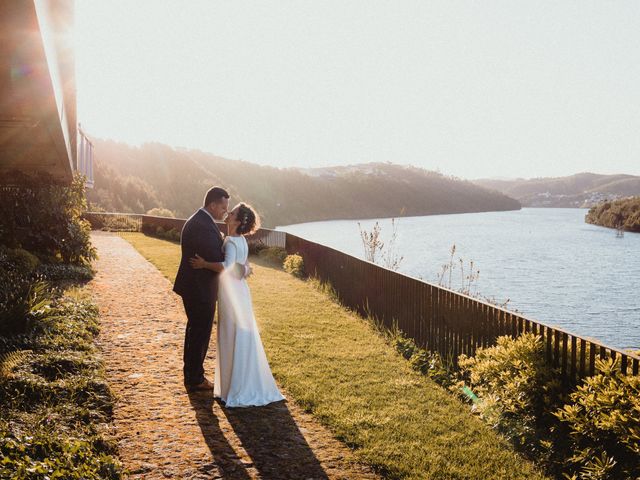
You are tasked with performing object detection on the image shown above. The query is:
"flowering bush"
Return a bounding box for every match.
[555,358,640,480]
[458,334,562,449]
[283,254,305,278]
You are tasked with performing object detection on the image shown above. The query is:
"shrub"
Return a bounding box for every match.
[141,226,181,243]
[283,254,305,278]
[258,246,288,264]
[458,334,562,448]
[0,247,40,273]
[0,430,122,480]
[248,241,267,255]
[0,251,51,336]
[168,229,181,242]
[0,274,50,337]
[36,263,95,282]
[378,325,456,387]
[101,215,139,232]
[146,207,175,217]
[555,358,640,479]
[0,173,96,264]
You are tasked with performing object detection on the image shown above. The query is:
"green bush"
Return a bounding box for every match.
[248,241,266,255]
[555,358,640,479]
[283,254,305,278]
[139,226,181,243]
[146,207,175,217]
[0,252,51,336]
[458,334,562,449]
[0,430,122,480]
[155,226,180,242]
[385,328,455,387]
[0,173,96,264]
[0,247,40,274]
[0,275,50,337]
[168,229,180,242]
[36,263,95,282]
[258,246,288,264]
[101,215,139,232]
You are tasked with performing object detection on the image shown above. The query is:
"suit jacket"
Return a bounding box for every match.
[173,209,224,303]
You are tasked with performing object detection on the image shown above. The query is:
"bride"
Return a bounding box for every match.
[189,203,285,407]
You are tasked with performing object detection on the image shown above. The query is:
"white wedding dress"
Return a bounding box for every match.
[214,235,285,407]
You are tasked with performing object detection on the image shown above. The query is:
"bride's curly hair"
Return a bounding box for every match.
[235,203,261,235]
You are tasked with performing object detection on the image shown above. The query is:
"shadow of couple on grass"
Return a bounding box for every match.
[188,392,329,479]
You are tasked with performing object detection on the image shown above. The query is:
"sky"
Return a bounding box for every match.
[75,1,640,180]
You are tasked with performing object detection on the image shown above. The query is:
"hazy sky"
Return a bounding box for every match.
[76,1,640,179]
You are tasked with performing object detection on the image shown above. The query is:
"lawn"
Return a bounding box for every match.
[121,232,547,480]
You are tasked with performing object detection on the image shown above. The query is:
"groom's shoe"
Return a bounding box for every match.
[185,377,214,393]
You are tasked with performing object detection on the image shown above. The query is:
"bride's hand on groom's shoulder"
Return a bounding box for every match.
[189,254,206,269]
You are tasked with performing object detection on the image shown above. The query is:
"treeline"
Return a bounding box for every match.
[585,197,640,232]
[474,172,640,208]
[86,139,520,227]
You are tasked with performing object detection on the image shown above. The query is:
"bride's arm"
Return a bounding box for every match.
[222,241,238,269]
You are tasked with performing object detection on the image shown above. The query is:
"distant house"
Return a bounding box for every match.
[0,0,92,186]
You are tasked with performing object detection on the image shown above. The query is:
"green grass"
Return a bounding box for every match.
[122,232,547,480]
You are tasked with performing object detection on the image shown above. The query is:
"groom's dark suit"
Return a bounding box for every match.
[173,208,224,385]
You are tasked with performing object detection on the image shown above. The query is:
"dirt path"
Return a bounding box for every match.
[88,232,379,480]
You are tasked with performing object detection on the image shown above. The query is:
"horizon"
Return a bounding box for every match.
[88,136,637,182]
[76,1,640,180]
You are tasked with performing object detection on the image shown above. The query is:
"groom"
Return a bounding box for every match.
[173,186,229,392]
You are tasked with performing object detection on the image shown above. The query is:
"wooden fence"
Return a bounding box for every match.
[85,212,640,382]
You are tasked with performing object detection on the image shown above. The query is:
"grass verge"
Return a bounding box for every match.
[122,232,547,480]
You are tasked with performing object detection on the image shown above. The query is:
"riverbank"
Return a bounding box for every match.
[585,196,640,232]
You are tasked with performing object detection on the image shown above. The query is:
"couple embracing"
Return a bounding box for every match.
[173,186,284,408]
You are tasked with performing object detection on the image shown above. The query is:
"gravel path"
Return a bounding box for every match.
[88,232,379,480]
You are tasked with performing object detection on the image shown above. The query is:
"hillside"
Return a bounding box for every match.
[585,196,640,232]
[86,139,520,227]
[473,173,640,208]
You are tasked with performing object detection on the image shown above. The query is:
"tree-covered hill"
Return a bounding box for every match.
[87,139,520,227]
[473,173,640,208]
[585,196,640,232]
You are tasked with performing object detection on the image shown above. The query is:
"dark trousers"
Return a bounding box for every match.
[182,297,215,385]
